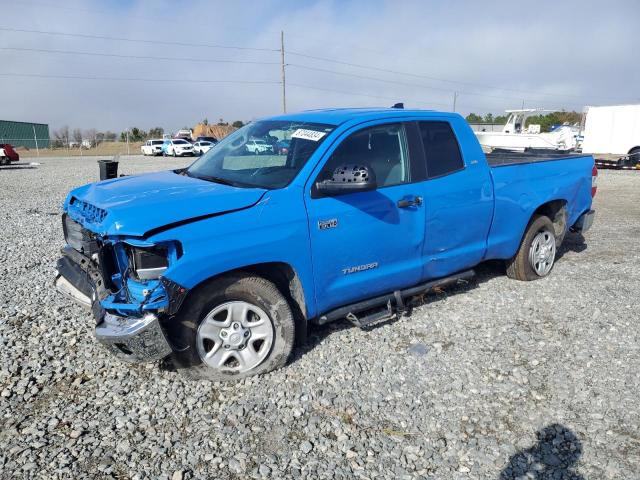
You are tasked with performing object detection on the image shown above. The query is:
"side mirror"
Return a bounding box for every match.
[315,164,377,196]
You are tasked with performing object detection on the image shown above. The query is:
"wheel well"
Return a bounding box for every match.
[532,199,568,240]
[184,262,307,323]
[239,262,307,322]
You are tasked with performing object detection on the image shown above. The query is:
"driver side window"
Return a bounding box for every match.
[319,123,409,188]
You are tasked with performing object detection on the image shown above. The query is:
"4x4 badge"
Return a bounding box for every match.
[318,219,338,230]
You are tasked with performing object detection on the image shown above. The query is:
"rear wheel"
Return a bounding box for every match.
[170,273,296,381]
[629,147,640,166]
[506,215,557,281]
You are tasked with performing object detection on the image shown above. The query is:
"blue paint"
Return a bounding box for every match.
[61,108,595,320]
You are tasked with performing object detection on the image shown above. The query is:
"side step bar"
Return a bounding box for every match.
[315,269,475,328]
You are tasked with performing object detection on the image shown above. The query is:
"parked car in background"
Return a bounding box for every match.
[162,139,195,157]
[276,139,290,155]
[245,138,274,155]
[195,136,218,144]
[176,129,193,141]
[141,139,165,156]
[0,144,19,165]
[193,141,214,155]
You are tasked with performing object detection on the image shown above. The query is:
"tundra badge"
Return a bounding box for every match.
[318,218,338,230]
[342,262,378,275]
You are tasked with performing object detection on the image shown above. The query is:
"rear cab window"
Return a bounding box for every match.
[418,121,464,178]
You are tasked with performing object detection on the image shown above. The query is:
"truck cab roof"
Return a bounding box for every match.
[269,107,448,126]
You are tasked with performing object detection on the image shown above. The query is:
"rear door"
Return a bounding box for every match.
[414,119,494,279]
[304,121,427,314]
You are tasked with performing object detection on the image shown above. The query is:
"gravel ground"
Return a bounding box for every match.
[0,156,638,479]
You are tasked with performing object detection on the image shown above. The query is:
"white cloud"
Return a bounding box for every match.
[0,0,638,132]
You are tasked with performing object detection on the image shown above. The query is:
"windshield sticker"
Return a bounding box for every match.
[291,129,326,141]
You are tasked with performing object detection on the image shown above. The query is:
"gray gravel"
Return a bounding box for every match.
[1,156,639,479]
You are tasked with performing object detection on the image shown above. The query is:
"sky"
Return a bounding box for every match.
[1,0,638,134]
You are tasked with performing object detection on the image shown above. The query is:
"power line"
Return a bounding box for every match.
[0,25,620,106]
[288,83,452,109]
[0,46,280,65]
[0,72,280,85]
[288,63,585,107]
[286,50,624,103]
[0,26,279,53]
[0,43,586,107]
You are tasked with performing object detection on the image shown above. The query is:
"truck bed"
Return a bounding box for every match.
[483,150,594,262]
[486,150,589,167]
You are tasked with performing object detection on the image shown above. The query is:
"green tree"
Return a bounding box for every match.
[120,128,147,142]
[202,118,209,125]
[148,127,164,138]
[231,120,244,128]
[483,113,494,123]
[524,111,581,132]
[465,113,483,123]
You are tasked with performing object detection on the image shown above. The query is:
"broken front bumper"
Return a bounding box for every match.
[54,247,175,363]
[96,313,172,362]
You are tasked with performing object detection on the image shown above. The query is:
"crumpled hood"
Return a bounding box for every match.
[65,170,267,237]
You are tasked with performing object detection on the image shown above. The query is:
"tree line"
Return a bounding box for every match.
[51,126,166,148]
[51,119,246,148]
[465,111,581,133]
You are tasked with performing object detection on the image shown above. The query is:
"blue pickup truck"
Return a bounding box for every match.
[55,108,597,380]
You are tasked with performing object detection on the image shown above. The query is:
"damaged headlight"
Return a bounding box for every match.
[127,245,169,281]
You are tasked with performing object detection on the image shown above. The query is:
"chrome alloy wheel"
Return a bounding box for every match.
[196,301,274,373]
[528,228,556,277]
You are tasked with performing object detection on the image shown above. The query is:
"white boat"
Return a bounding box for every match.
[474,109,580,152]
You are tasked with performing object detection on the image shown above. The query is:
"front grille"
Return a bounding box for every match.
[62,214,100,256]
[69,197,108,224]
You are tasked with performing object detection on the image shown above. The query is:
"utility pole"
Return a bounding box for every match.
[452,91,458,112]
[521,99,525,110]
[280,30,286,114]
[126,130,130,155]
[32,125,39,157]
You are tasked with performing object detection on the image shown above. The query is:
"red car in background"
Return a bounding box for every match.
[0,144,19,165]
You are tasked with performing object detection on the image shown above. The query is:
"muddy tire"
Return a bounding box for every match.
[169,273,295,381]
[506,215,557,281]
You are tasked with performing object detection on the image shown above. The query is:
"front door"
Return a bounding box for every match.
[305,122,426,314]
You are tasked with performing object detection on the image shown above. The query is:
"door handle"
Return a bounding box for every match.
[397,196,423,208]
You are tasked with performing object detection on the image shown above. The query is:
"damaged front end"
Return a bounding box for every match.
[55,211,188,363]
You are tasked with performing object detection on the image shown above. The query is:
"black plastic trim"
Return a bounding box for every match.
[160,277,189,316]
[315,269,475,325]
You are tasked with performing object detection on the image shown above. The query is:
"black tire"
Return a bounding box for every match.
[506,215,557,281]
[629,147,640,167]
[169,273,296,381]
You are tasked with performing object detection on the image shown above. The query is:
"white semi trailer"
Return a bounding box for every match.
[581,104,640,168]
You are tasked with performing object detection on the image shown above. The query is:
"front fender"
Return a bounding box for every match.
[148,188,318,318]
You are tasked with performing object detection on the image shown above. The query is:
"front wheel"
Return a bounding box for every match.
[506,215,557,281]
[170,273,296,381]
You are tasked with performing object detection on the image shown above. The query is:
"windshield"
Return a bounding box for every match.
[187,120,335,189]
[174,139,189,144]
